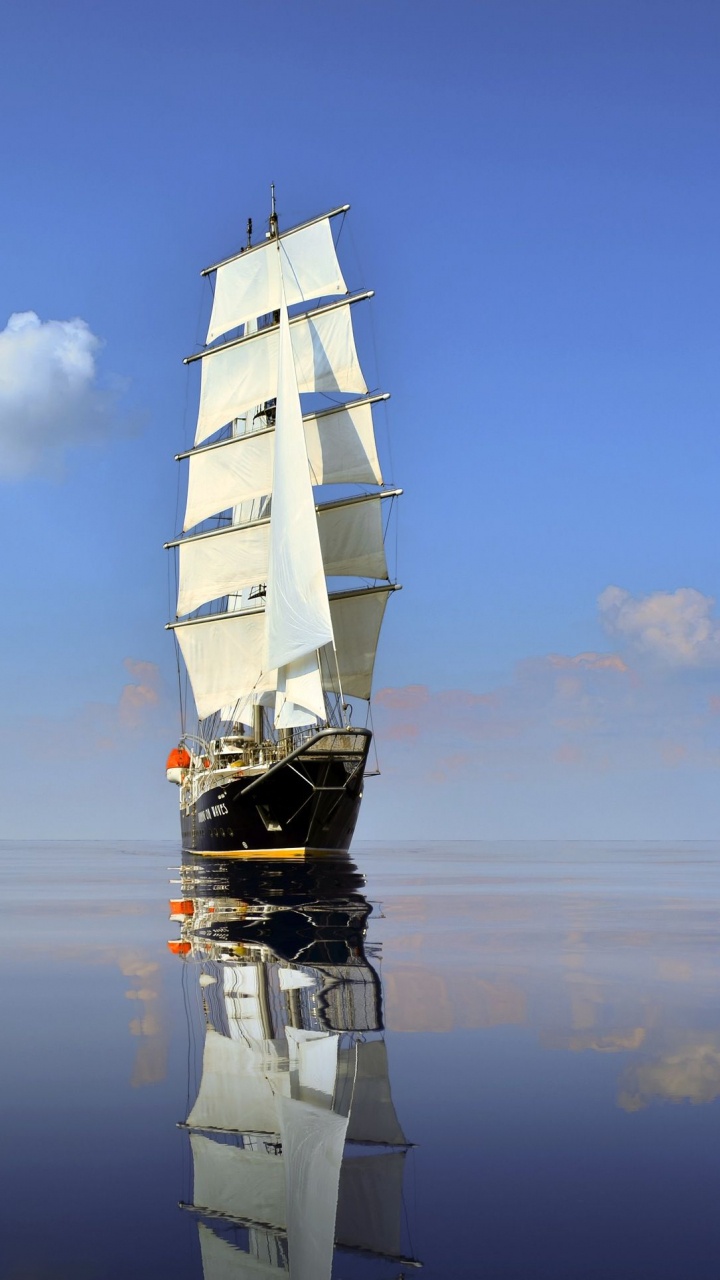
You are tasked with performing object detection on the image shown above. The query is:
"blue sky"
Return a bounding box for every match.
[2,0,720,838]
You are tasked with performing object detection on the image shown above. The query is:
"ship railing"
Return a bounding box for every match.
[179,725,369,805]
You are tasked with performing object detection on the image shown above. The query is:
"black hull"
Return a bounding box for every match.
[180,728,371,857]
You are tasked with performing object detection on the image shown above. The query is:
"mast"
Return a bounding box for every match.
[269,182,278,240]
[253,703,264,744]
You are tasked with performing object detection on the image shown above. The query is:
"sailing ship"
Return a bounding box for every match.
[165,191,401,857]
[169,853,420,1279]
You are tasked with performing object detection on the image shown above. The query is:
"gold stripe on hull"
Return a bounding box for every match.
[180,845,348,861]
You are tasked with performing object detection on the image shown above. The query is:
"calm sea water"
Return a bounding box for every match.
[1,840,719,1279]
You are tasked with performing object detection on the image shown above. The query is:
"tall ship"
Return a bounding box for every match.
[169,853,420,1278]
[166,191,401,856]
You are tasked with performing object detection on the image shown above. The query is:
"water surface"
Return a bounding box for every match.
[1,840,719,1278]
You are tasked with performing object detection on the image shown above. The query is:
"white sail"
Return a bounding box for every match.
[172,586,393,719]
[183,399,383,532]
[186,1029,290,1133]
[170,206,399,728]
[176,498,388,618]
[174,612,270,721]
[265,282,333,671]
[325,588,391,699]
[224,689,274,727]
[277,968,315,991]
[346,1039,407,1145]
[195,302,367,446]
[299,1034,339,1100]
[197,1224,287,1280]
[285,1026,331,1064]
[284,1027,339,1101]
[273,699,319,730]
[207,217,347,343]
[278,1096,349,1280]
[274,654,326,729]
[304,399,383,487]
[177,523,270,617]
[318,497,388,580]
[191,1134,286,1228]
[223,965,271,1044]
[336,1152,406,1258]
[184,431,273,531]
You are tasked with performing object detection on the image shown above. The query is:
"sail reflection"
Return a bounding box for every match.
[169,854,419,1278]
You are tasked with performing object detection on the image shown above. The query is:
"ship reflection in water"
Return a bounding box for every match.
[6,841,720,1277]
[168,854,419,1279]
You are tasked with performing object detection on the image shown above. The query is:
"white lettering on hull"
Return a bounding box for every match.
[198,802,229,824]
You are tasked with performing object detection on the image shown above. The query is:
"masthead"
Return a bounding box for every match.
[269,182,278,239]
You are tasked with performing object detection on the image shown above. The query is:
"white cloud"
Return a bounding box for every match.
[373,622,720,789]
[599,585,720,667]
[0,310,122,478]
[3,657,170,757]
[619,1039,720,1110]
